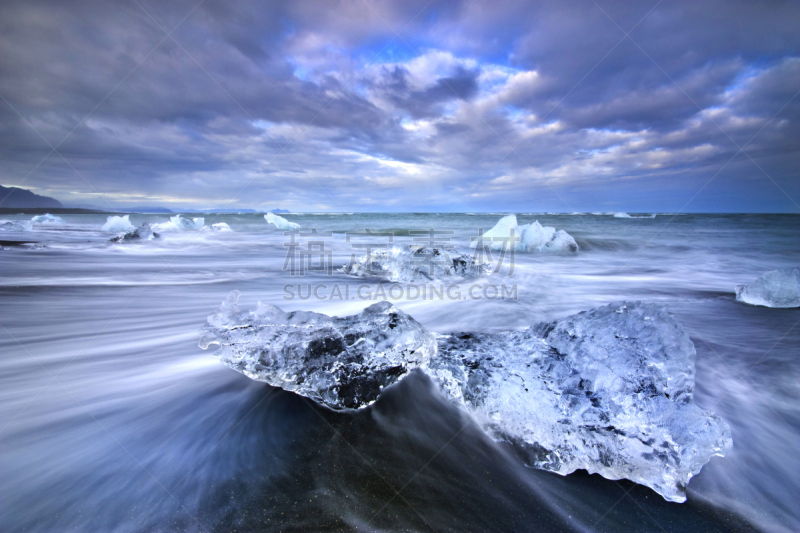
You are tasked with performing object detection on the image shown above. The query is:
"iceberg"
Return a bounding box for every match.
[201,222,233,232]
[152,215,204,232]
[472,215,578,252]
[265,212,300,230]
[426,301,732,503]
[736,268,800,308]
[199,293,436,409]
[199,295,730,501]
[31,213,65,225]
[340,245,491,282]
[109,223,160,243]
[101,215,135,233]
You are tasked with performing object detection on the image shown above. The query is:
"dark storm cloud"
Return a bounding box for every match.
[377,65,479,118]
[0,0,797,211]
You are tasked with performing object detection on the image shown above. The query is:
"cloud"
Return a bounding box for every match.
[0,0,798,212]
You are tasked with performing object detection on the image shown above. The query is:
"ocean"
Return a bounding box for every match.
[0,212,797,532]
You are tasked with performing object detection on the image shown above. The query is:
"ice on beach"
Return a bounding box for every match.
[109,223,160,243]
[199,294,730,501]
[0,220,32,231]
[735,268,800,308]
[31,213,65,225]
[199,293,436,409]
[340,245,491,282]
[101,215,135,233]
[426,301,732,503]
[152,215,204,232]
[265,212,300,230]
[201,222,233,232]
[472,215,578,252]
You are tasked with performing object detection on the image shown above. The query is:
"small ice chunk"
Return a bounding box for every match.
[473,215,578,252]
[615,212,655,219]
[201,222,233,232]
[152,215,204,232]
[199,293,436,409]
[265,212,300,230]
[102,215,135,233]
[426,302,732,503]
[341,245,491,282]
[736,268,800,308]
[31,213,65,225]
[110,223,160,243]
[0,220,32,231]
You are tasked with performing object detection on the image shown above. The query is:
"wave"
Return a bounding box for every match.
[573,236,639,252]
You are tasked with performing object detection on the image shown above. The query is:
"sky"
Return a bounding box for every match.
[0,0,798,213]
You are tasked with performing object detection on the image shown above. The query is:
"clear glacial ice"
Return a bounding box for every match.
[426,301,732,503]
[30,213,65,225]
[101,215,135,233]
[736,268,800,308]
[109,223,160,243]
[0,219,32,231]
[473,215,578,252]
[265,212,300,230]
[201,222,233,232]
[199,292,436,409]
[340,245,491,282]
[152,215,204,232]
[200,295,730,501]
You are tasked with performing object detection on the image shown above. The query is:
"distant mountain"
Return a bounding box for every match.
[65,203,107,211]
[270,208,290,213]
[0,185,62,208]
[197,208,258,214]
